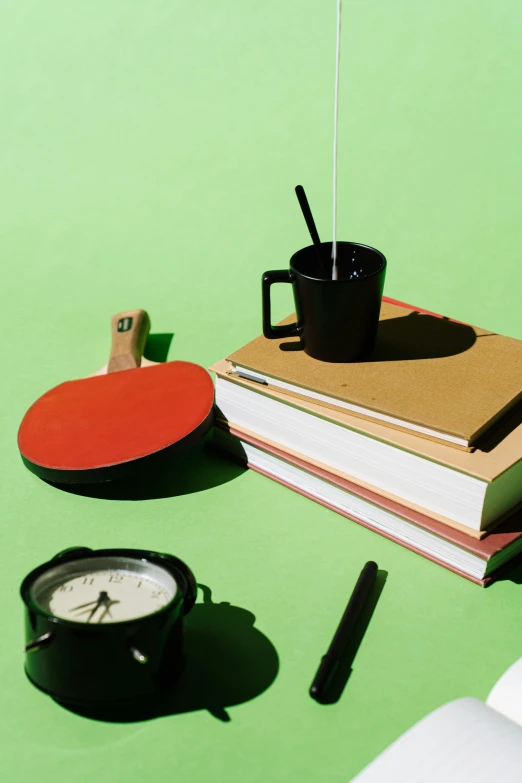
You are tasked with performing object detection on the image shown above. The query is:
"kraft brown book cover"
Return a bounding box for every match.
[213,425,522,586]
[226,297,522,447]
[210,358,522,485]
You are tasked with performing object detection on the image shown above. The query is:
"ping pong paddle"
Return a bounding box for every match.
[18,309,215,483]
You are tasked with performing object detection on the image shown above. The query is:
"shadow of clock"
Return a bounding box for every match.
[56,585,279,723]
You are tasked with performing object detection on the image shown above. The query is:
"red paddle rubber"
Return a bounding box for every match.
[18,361,214,483]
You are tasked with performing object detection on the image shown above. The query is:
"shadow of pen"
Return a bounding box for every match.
[313,568,388,705]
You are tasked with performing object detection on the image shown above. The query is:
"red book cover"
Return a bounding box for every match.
[214,424,522,586]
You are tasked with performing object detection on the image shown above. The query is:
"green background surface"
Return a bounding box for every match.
[1,1,522,780]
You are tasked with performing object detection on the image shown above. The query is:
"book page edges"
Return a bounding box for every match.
[226,300,522,446]
[215,422,522,549]
[229,361,522,448]
[244,457,487,585]
[227,368,474,451]
[214,415,487,538]
[209,359,522,483]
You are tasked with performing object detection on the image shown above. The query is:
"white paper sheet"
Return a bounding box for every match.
[487,657,522,727]
[350,697,522,783]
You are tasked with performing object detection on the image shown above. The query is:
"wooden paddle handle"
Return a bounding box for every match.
[107,310,151,373]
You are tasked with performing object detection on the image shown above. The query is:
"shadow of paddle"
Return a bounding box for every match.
[472,401,522,453]
[57,584,279,723]
[47,440,247,500]
[144,332,174,362]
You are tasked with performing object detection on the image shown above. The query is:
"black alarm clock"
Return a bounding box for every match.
[20,547,197,704]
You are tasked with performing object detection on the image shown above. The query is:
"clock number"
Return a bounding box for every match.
[82,577,94,586]
[109,574,124,583]
[151,590,162,598]
[59,585,73,592]
[136,581,142,588]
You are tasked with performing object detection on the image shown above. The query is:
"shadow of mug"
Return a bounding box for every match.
[370,311,477,362]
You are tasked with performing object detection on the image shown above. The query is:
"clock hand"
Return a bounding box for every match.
[70,598,102,612]
[86,602,104,623]
[71,591,113,622]
[70,591,109,612]
[96,599,120,623]
[69,590,121,622]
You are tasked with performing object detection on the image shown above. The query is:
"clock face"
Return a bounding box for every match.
[29,556,178,624]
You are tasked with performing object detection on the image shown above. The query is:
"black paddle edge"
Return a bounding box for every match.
[20,408,215,484]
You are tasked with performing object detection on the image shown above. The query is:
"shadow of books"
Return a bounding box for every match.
[46,440,247,500]
[492,556,522,586]
[313,569,388,705]
[56,584,279,723]
[279,312,477,361]
[472,402,522,453]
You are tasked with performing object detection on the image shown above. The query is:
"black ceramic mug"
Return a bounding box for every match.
[262,241,387,363]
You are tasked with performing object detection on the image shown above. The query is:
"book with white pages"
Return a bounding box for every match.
[210,360,522,536]
[349,657,522,783]
[226,297,522,450]
[212,426,522,585]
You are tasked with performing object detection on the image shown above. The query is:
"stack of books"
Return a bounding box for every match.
[210,297,522,585]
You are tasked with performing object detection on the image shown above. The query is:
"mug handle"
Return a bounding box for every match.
[262,270,301,339]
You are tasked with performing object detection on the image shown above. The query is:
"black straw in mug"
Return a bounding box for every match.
[295,185,329,277]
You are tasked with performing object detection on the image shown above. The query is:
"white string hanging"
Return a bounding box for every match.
[331,0,342,280]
